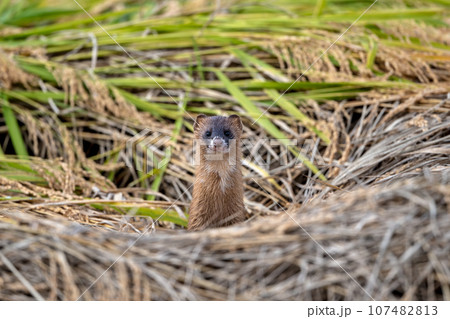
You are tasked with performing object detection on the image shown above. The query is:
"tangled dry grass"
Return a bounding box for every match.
[1,92,449,300]
[1,171,449,301]
[1,0,450,301]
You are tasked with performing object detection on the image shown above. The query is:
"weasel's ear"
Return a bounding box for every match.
[194,114,207,131]
[228,114,242,131]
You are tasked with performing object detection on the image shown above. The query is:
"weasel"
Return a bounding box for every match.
[188,114,246,231]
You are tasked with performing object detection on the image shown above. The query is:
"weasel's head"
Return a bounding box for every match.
[194,114,242,155]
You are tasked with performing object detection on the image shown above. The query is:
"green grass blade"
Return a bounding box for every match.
[115,88,181,119]
[314,0,327,17]
[1,94,29,159]
[264,89,331,144]
[365,36,378,70]
[90,203,187,227]
[230,48,289,82]
[192,37,205,81]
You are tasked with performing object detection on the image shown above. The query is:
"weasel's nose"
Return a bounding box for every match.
[212,137,223,146]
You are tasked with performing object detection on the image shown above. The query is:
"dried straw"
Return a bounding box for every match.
[0,170,448,300]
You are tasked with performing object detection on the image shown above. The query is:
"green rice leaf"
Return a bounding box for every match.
[90,203,187,227]
[1,94,29,159]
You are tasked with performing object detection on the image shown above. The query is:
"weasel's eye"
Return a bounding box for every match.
[205,131,211,137]
[224,130,231,137]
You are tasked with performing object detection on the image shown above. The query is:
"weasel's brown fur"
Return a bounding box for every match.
[188,115,246,231]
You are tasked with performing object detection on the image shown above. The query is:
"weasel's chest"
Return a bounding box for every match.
[198,167,236,193]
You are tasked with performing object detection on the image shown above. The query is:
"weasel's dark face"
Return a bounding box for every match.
[194,115,242,154]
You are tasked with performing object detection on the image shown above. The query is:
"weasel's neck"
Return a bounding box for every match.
[197,158,240,192]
